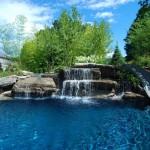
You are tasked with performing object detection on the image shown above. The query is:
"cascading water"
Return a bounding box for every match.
[118,80,132,94]
[15,83,31,99]
[24,83,30,99]
[61,69,93,97]
[112,80,132,100]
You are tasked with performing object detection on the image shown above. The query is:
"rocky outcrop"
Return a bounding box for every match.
[0,91,12,100]
[1,91,12,97]
[122,92,146,101]
[95,64,117,79]
[0,75,17,92]
[41,73,59,88]
[62,79,118,97]
[21,71,34,77]
[59,68,101,81]
[90,82,117,99]
[12,77,57,98]
[75,63,96,68]
[0,95,13,100]
[74,63,117,79]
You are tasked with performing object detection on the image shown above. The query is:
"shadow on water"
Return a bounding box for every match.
[0,97,149,111]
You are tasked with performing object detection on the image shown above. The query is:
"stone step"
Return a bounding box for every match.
[59,68,101,80]
[63,79,118,91]
[75,63,114,69]
[74,63,117,79]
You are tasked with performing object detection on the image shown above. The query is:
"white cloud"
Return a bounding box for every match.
[66,0,97,5]
[0,0,55,33]
[95,12,113,18]
[87,0,135,9]
[66,0,82,5]
[108,18,115,23]
[66,0,135,9]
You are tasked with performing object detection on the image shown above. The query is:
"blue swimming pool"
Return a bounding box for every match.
[0,98,150,150]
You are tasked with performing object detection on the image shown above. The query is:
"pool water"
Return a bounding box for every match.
[0,98,150,150]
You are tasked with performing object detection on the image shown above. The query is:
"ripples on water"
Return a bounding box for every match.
[0,98,150,150]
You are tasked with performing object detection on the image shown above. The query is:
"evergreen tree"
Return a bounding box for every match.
[111,44,123,67]
[124,0,150,63]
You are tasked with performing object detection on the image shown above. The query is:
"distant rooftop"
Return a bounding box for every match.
[0,51,10,60]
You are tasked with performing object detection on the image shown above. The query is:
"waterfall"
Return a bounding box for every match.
[64,68,93,80]
[118,80,131,94]
[61,69,93,97]
[24,83,30,99]
[112,80,132,100]
[15,83,31,99]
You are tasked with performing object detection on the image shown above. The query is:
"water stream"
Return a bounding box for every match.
[24,83,30,99]
[61,69,93,97]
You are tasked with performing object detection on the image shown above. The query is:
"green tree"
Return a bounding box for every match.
[79,20,113,63]
[111,44,123,67]
[20,6,113,72]
[124,0,150,65]
[35,27,63,72]
[20,40,37,72]
[53,6,83,67]
[21,27,63,72]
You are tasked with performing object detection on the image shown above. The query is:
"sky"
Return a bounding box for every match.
[0,0,140,56]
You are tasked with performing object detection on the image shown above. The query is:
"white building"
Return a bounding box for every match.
[0,52,10,70]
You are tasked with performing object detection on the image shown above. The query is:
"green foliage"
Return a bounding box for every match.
[20,7,113,72]
[111,44,123,67]
[80,21,113,63]
[53,6,83,66]
[0,64,23,78]
[20,40,37,72]
[76,55,111,64]
[124,1,150,66]
[116,67,140,86]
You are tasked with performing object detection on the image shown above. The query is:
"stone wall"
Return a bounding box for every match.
[75,63,117,79]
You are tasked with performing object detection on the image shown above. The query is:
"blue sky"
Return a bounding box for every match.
[0,0,140,56]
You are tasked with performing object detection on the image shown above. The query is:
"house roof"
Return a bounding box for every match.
[0,52,6,57]
[0,52,10,60]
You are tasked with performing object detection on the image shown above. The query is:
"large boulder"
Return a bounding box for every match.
[122,92,146,101]
[0,95,13,100]
[0,90,13,101]
[95,64,117,79]
[12,77,57,98]
[41,73,59,88]
[1,91,12,97]
[91,80,118,91]
[0,75,17,92]
[21,71,34,77]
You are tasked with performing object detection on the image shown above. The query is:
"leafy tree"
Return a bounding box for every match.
[35,27,63,72]
[20,7,113,72]
[79,21,113,63]
[124,0,150,65]
[20,40,37,72]
[0,15,27,59]
[21,27,63,72]
[53,6,83,67]
[111,44,123,67]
